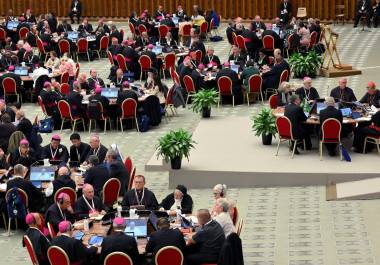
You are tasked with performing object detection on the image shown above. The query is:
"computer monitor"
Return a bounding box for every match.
[14,67,28,76]
[124,219,148,237]
[30,166,55,182]
[230,64,239,74]
[67,31,79,41]
[152,46,163,55]
[340,108,352,117]
[6,21,19,30]
[101,87,119,98]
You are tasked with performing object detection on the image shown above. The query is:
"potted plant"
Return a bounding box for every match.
[190,89,219,118]
[288,50,322,78]
[251,108,277,145]
[156,129,196,169]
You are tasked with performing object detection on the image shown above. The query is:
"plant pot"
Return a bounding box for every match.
[170,156,182,169]
[202,107,211,118]
[262,134,272,145]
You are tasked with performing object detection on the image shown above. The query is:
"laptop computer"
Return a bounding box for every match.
[149,212,159,231]
[67,31,79,41]
[340,108,352,117]
[152,46,163,55]
[6,21,19,30]
[172,17,179,25]
[230,64,239,74]
[30,166,55,188]
[101,87,119,98]
[14,66,28,76]
[124,219,148,238]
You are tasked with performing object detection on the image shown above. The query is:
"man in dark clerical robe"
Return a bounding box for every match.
[216,62,244,105]
[122,175,158,210]
[105,150,129,196]
[45,193,75,233]
[330,78,357,103]
[41,134,69,163]
[85,135,108,163]
[295,77,320,102]
[360,81,380,107]
[75,184,104,219]
[69,133,90,164]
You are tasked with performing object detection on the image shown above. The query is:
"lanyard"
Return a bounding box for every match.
[134,189,145,205]
[83,195,95,211]
[50,145,58,160]
[92,147,100,156]
[208,55,214,63]
[304,88,311,101]
[339,89,345,101]
[76,147,80,160]
[57,204,66,220]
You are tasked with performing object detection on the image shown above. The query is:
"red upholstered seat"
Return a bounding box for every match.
[263,35,275,51]
[247,74,263,105]
[159,25,170,39]
[61,71,69,84]
[24,235,39,265]
[156,246,184,265]
[58,39,71,55]
[320,118,342,160]
[76,38,90,61]
[102,178,121,206]
[47,246,70,265]
[139,54,152,81]
[275,116,305,158]
[54,187,77,208]
[217,76,234,107]
[104,252,133,265]
[19,27,29,40]
[183,75,196,105]
[119,98,139,132]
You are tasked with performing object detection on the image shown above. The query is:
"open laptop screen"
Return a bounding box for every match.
[30,166,55,181]
[124,219,148,237]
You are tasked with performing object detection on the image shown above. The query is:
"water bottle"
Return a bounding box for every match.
[176,206,182,223]
[83,218,89,233]
[117,205,122,217]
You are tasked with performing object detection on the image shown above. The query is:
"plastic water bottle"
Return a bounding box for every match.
[117,205,122,217]
[83,218,89,233]
[176,206,182,223]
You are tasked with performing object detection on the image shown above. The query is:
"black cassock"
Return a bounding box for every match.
[74,195,104,219]
[41,144,69,163]
[52,235,97,264]
[44,203,75,233]
[23,227,51,265]
[85,144,108,163]
[69,142,91,164]
[122,188,159,210]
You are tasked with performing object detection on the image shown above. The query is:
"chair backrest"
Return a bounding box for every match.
[231,32,238,46]
[269,94,278,109]
[297,7,307,17]
[104,252,133,265]
[164,53,176,70]
[102,178,121,206]
[59,83,70,96]
[139,54,152,70]
[57,100,73,120]
[77,38,88,53]
[321,118,341,142]
[124,156,133,175]
[116,54,127,72]
[156,246,184,265]
[0,27,6,41]
[182,24,192,36]
[217,76,233,95]
[183,75,196,94]
[75,63,80,78]
[129,22,136,35]
[287,33,295,49]
[309,31,318,47]
[100,35,109,50]
[195,50,202,64]
[58,39,70,55]
[159,25,170,39]
[5,188,28,208]
[236,218,244,236]
[2,77,17,95]
[47,246,70,265]
[262,35,275,50]
[235,35,247,51]
[200,21,208,34]
[248,74,262,94]
[23,235,39,265]
[165,86,175,105]
[276,116,293,140]
[19,27,29,40]
[128,167,136,190]
[54,187,77,208]
[232,206,238,225]
[47,222,57,238]
[61,71,69,84]
[170,68,180,85]
[38,96,49,116]
[121,98,138,119]
[88,100,105,120]
[138,24,147,34]
[279,69,289,85]
[36,37,46,54]
[107,51,114,65]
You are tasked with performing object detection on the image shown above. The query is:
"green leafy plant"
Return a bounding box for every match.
[288,50,322,78]
[190,89,219,113]
[156,129,196,162]
[251,108,277,137]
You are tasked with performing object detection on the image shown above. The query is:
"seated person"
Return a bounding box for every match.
[216,62,243,105]
[51,221,97,264]
[87,69,105,90]
[85,134,108,163]
[214,198,236,237]
[159,185,194,216]
[202,47,221,69]
[142,44,160,69]
[88,86,110,114]
[187,209,225,265]
[135,32,153,51]
[67,82,84,117]
[111,68,129,88]
[39,81,61,117]
[0,114,16,152]
[145,217,186,256]
[122,175,159,210]
[109,37,123,57]
[117,81,139,107]
[241,60,259,90]
[211,184,236,219]
[45,193,75,233]
[100,217,140,264]
[105,150,129,196]
[227,45,246,66]
[23,213,51,265]
[284,94,312,153]
[262,53,290,91]
[142,69,167,101]
[10,139,37,168]
[257,48,270,69]
[77,17,93,33]
[353,109,380,153]
[330,78,357,102]
[109,24,122,43]
[44,51,60,71]
[295,77,319,102]
[69,133,90,165]
[319,96,343,157]
[161,32,177,47]
[75,184,104,219]
[84,155,110,197]
[44,166,76,198]
[41,134,69,163]
[277,81,293,106]
[360,81,380,107]
[56,19,73,35]
[190,64,207,91]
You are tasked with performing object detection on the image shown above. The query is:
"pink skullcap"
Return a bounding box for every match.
[159,17,164,22]
[95,86,102,94]
[113,217,125,226]
[19,17,25,22]
[73,80,79,87]
[367,81,376,88]
[43,81,51,88]
[20,139,29,145]
[147,44,154,49]
[166,14,171,18]
[122,81,129,87]
[8,65,15,71]
[141,13,146,19]
[224,61,230,67]
[303,76,311,82]
[51,134,61,141]
[58,221,71,233]
[25,213,35,225]
[57,192,70,200]
[198,63,205,70]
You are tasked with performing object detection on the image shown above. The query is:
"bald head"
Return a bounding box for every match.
[58,166,69,177]
[83,184,94,200]
[197,209,211,226]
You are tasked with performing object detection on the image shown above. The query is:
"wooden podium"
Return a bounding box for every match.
[320,25,362,78]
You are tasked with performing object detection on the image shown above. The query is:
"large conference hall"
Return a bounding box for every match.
[0,0,379,265]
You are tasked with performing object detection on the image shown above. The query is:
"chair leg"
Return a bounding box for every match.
[82,119,86,131]
[319,141,323,161]
[104,119,107,134]
[186,95,189,105]
[291,140,298,159]
[339,143,343,161]
[96,51,100,59]
[275,139,281,156]
[87,52,90,62]
[120,119,123,132]
[7,218,11,236]
[232,96,235,108]
[377,141,380,155]
[363,138,367,154]
[72,120,76,133]
[140,71,142,82]
[135,117,140,132]
[246,93,249,106]
[2,213,6,230]
[60,119,64,133]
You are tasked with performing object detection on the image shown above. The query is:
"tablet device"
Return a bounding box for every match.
[74,231,85,240]
[88,235,103,246]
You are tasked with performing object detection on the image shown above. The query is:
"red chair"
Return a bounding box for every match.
[102,178,121,206]
[162,53,176,79]
[210,17,220,36]
[232,206,238,225]
[138,24,148,34]
[19,27,29,40]
[120,29,125,41]
[195,50,202,64]
[268,94,278,109]
[235,35,247,52]
[119,99,139,132]
[275,116,305,158]
[75,62,80,79]
[320,118,342,160]
[2,77,20,103]
[128,167,136,190]
[59,83,70,96]
[58,39,71,56]
[48,222,57,238]
[57,100,86,133]
[363,135,380,155]
[60,71,69,84]
[217,76,234,108]
[88,101,111,134]
[246,74,263,106]
[107,50,115,66]
[156,246,184,265]
[200,21,209,40]
[38,96,50,118]
[0,27,6,42]
[159,25,170,40]
[54,187,77,208]
[5,188,28,236]
[76,38,90,61]
[183,75,196,105]
[286,33,298,58]
[24,235,39,265]
[116,54,128,72]
[309,31,318,49]
[262,35,275,53]
[129,22,137,38]
[181,24,192,44]
[138,55,152,81]
[95,35,109,59]
[265,69,289,99]
[104,252,133,265]
[170,67,180,85]
[36,37,48,62]
[124,156,133,175]
[165,87,178,116]
[47,246,70,265]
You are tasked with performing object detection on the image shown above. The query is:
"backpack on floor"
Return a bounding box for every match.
[139,115,150,132]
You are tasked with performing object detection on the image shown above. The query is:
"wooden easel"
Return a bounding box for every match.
[321,25,344,70]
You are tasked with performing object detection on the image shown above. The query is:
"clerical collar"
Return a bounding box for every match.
[135,188,145,205]
[92,146,100,156]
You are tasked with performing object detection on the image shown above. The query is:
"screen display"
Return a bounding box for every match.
[124,219,148,237]
[340,108,352,117]
[14,67,28,76]
[101,87,119,98]
[67,31,78,41]
[30,166,55,181]
[7,21,19,30]
[152,46,162,55]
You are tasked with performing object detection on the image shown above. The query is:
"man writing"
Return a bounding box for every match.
[75,183,105,219]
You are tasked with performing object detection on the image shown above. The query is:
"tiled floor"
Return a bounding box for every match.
[2,23,380,265]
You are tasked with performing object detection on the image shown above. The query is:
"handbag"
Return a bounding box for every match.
[39,117,54,133]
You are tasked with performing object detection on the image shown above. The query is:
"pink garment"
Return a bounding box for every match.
[298,28,311,46]
[23,42,32,52]
[60,62,74,77]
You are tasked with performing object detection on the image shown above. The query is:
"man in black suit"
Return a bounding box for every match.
[47,166,76,199]
[67,83,84,118]
[262,27,282,50]
[354,0,372,28]
[15,110,33,143]
[243,24,262,58]
[279,0,292,24]
[84,155,110,197]
[69,133,90,165]
[146,217,186,256]
[85,135,108,163]
[284,95,312,154]
[45,193,75,233]
[135,32,153,52]
[330,78,357,103]
[319,97,343,157]
[176,5,188,21]
[105,149,129,196]
[41,134,69,163]
[68,0,82,24]
[190,65,207,91]
[109,37,123,57]
[88,86,110,114]
[202,47,221,69]
[78,17,93,33]
[295,77,320,102]
[142,44,160,70]
[262,53,290,92]
[75,183,104,219]
[39,81,61,117]
[251,15,266,32]
[360,81,380,107]
[6,164,43,212]
[87,69,105,90]
[109,24,122,44]
[154,5,166,21]
[57,19,73,35]
[122,175,159,210]
[122,43,140,78]
[111,68,128,88]
[100,217,140,264]
[116,81,139,105]
[216,62,244,105]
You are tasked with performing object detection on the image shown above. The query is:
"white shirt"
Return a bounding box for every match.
[31,67,49,85]
[169,199,182,211]
[214,212,236,237]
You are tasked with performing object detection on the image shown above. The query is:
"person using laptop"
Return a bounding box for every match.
[295,77,320,102]
[330,78,357,103]
[105,149,129,196]
[44,51,60,71]
[215,61,243,105]
[360,81,380,107]
[77,17,93,33]
[57,19,73,35]
[85,134,108,163]
[10,139,37,168]
[88,86,110,115]
[202,47,221,69]
[67,81,84,117]
[84,155,110,197]
[122,175,159,210]
[277,81,293,106]
[41,134,69,163]
[45,166,76,200]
